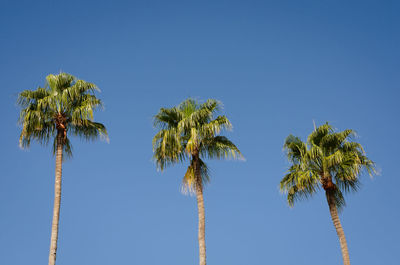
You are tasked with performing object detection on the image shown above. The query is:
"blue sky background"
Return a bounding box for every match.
[1,0,399,264]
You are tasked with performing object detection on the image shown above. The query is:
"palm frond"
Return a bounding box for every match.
[69,120,108,142]
[182,158,210,195]
[283,135,307,165]
[280,165,320,207]
[154,107,182,129]
[307,122,334,146]
[152,128,186,170]
[200,136,243,160]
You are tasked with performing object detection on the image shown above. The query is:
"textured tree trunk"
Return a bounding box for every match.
[193,153,206,265]
[196,183,206,265]
[326,193,351,265]
[48,133,63,265]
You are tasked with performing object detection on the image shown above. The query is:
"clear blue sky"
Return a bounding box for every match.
[1,0,399,264]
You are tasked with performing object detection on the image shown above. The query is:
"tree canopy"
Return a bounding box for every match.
[280,123,375,210]
[153,98,242,193]
[18,72,108,157]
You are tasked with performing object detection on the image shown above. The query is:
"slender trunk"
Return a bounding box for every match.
[193,154,206,265]
[196,183,206,265]
[326,193,351,265]
[48,133,63,265]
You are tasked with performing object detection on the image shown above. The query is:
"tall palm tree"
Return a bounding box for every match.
[280,123,375,265]
[18,73,108,265]
[152,98,242,265]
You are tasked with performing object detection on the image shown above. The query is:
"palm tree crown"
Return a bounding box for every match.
[152,98,242,192]
[18,72,108,154]
[280,123,375,209]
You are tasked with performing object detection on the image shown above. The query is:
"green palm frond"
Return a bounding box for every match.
[17,87,50,108]
[280,164,320,206]
[200,115,232,138]
[153,107,182,129]
[284,135,308,165]
[200,136,243,160]
[307,122,334,146]
[69,120,108,142]
[320,129,355,150]
[152,127,185,170]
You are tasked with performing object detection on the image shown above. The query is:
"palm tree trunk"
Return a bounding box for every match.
[193,153,206,265]
[196,183,206,265]
[48,134,63,265]
[326,193,351,265]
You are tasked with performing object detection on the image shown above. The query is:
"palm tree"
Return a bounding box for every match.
[17,73,108,265]
[152,98,242,265]
[280,123,375,265]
